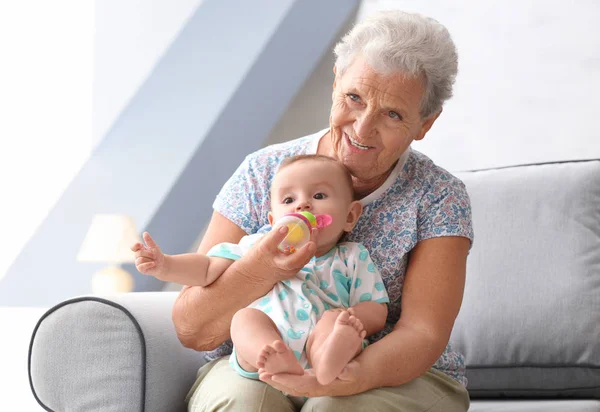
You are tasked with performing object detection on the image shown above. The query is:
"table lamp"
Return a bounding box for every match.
[77,214,141,294]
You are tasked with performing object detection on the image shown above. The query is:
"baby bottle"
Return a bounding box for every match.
[274,211,332,253]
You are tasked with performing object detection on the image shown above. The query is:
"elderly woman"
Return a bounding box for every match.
[175,10,472,412]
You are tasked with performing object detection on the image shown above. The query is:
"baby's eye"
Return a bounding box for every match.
[283,197,294,204]
[313,193,327,200]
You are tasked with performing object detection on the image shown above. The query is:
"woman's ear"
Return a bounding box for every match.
[344,200,363,232]
[332,65,338,89]
[415,109,442,141]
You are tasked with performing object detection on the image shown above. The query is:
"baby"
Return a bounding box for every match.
[132,154,389,384]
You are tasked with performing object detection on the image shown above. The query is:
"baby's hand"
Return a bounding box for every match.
[130,232,167,279]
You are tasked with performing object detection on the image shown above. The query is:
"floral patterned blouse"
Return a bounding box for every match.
[205,129,474,386]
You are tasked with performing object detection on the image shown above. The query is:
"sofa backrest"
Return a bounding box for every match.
[451,160,600,398]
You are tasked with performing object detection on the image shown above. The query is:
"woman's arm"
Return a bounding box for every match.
[172,211,317,351]
[347,302,387,336]
[259,236,470,397]
[356,236,470,391]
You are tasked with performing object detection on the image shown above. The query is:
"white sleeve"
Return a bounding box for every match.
[205,234,262,260]
[344,243,390,306]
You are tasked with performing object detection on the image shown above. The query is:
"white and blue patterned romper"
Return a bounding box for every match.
[207,234,389,378]
[206,128,474,386]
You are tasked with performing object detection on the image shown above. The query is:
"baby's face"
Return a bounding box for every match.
[270,159,358,250]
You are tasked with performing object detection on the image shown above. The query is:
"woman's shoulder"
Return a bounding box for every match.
[243,131,319,170]
[405,149,468,195]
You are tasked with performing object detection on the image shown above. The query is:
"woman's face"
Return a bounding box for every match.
[329,55,439,192]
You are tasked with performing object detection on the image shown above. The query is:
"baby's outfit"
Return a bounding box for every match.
[207,234,389,379]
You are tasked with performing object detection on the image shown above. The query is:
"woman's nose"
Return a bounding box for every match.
[354,112,376,140]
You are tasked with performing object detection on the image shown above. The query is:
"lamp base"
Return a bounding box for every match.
[91,266,134,294]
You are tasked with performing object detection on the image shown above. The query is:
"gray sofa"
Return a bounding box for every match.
[29,159,600,411]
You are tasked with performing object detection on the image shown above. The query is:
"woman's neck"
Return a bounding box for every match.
[351,167,395,199]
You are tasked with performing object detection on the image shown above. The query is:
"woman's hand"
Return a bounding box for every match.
[244,226,318,283]
[131,232,168,279]
[258,360,364,398]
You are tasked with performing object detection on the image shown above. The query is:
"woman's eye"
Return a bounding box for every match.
[313,193,327,200]
[388,111,402,120]
[283,197,294,204]
[346,93,361,103]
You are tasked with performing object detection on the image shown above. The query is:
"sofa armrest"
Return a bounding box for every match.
[29,292,207,412]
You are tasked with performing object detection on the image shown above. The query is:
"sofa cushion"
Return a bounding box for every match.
[451,160,600,398]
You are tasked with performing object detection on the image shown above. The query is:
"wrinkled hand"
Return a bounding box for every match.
[245,225,318,283]
[258,360,363,398]
[130,232,168,279]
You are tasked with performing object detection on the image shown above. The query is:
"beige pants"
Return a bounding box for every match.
[185,356,469,412]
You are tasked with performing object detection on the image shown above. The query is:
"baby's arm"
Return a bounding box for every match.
[132,232,233,286]
[345,243,390,335]
[163,253,234,286]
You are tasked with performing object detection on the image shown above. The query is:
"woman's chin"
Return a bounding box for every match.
[341,157,376,181]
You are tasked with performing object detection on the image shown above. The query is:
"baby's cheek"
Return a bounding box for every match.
[317,227,338,245]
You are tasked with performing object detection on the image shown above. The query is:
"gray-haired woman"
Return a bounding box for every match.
[176,10,472,412]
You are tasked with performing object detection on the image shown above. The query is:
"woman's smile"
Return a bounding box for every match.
[345,132,373,152]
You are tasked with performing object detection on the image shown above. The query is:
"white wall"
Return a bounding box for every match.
[0,1,94,282]
[357,0,600,171]
[0,0,202,286]
[94,0,203,146]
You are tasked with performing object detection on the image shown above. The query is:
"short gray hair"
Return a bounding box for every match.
[334,10,458,119]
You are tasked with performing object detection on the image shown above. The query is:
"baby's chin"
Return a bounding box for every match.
[315,237,343,255]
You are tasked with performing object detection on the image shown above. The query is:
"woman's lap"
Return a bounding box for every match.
[302,368,469,412]
[186,356,469,412]
[185,356,295,412]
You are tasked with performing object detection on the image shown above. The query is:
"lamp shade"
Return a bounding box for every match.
[77,214,142,263]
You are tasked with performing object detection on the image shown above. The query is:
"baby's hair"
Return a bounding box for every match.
[277,154,356,200]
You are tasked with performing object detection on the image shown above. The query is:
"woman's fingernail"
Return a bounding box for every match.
[279,226,288,233]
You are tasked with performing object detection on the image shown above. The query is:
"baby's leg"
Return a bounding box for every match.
[306,309,366,385]
[230,307,303,376]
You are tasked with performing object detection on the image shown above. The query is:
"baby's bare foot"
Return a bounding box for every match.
[315,310,366,385]
[256,340,304,376]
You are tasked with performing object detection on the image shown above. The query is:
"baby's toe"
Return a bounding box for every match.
[355,318,364,332]
[272,340,288,353]
[261,344,276,356]
[337,310,350,324]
